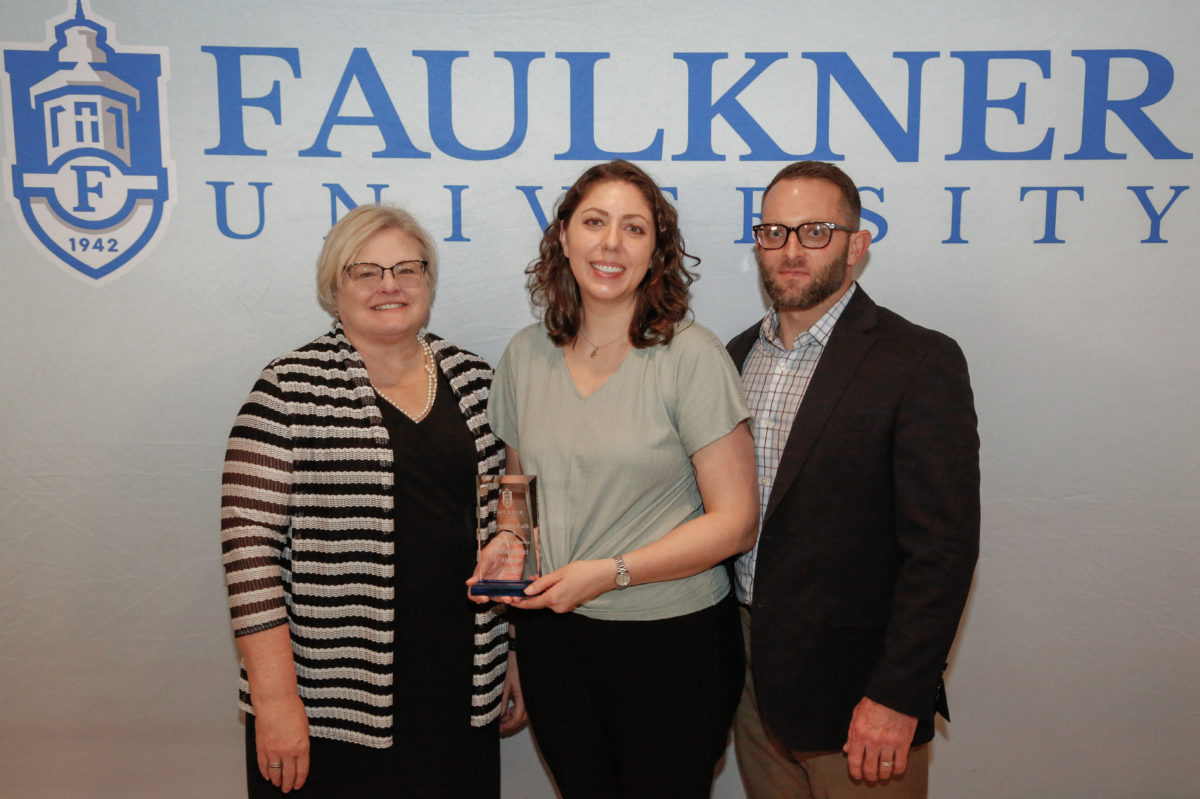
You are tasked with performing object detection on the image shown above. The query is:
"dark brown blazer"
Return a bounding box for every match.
[727,287,980,751]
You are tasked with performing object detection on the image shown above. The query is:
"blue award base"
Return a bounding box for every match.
[470,580,534,597]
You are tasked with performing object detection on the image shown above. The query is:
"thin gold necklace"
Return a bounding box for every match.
[577,329,627,359]
[373,337,436,421]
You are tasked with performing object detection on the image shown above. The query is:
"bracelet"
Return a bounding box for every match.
[497,528,527,548]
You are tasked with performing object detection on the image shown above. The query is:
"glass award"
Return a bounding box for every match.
[469,474,542,597]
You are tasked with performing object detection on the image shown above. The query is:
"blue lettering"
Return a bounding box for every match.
[516,185,554,230]
[805,52,937,163]
[947,51,1053,160]
[555,52,664,161]
[323,183,388,225]
[1067,50,1192,160]
[300,49,429,158]
[70,164,109,212]
[444,185,470,241]
[859,186,887,243]
[208,181,270,239]
[1020,186,1084,243]
[202,46,301,156]
[735,186,763,244]
[943,187,969,243]
[1127,185,1188,243]
[672,52,798,162]
[416,51,543,160]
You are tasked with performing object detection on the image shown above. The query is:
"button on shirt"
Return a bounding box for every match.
[734,284,856,604]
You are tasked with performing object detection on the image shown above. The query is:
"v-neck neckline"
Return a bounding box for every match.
[561,344,634,400]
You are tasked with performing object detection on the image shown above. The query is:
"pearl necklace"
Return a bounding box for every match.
[374,337,436,422]
[577,329,627,359]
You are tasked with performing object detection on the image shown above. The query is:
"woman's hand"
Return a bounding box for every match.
[237,625,310,792]
[513,558,616,613]
[466,533,527,604]
[252,694,310,793]
[499,649,528,735]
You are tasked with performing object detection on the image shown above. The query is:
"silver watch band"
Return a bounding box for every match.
[613,554,631,588]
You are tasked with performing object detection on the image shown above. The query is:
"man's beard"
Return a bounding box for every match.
[757,249,850,311]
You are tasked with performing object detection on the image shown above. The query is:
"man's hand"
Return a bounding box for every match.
[842,696,917,782]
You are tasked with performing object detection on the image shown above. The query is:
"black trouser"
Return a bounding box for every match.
[515,595,744,799]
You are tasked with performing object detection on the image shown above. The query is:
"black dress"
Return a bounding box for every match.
[246,370,499,798]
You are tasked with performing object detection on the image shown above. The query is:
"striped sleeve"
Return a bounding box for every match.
[221,366,294,637]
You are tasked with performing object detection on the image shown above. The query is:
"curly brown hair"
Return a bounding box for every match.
[526,160,698,348]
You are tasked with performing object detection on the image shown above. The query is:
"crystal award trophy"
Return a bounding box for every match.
[469,474,542,597]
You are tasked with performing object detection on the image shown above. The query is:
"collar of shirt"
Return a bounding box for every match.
[756,282,858,355]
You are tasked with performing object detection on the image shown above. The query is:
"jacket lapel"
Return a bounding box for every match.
[763,289,879,524]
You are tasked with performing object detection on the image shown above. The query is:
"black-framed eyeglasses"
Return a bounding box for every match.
[343,260,428,287]
[752,222,854,250]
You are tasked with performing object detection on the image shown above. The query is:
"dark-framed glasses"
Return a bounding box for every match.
[752,222,854,250]
[343,260,428,287]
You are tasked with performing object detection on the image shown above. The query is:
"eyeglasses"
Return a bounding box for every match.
[752,222,854,250]
[343,260,428,287]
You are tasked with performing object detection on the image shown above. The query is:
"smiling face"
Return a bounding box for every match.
[334,227,430,345]
[756,177,869,315]
[559,180,656,312]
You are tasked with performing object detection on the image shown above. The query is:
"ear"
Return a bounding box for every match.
[847,228,871,267]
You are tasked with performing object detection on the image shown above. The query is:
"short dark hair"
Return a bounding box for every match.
[762,161,862,229]
[526,160,697,348]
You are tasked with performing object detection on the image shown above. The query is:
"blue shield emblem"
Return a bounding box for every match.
[2,1,173,281]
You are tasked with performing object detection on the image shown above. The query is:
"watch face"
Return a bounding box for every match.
[616,572,631,588]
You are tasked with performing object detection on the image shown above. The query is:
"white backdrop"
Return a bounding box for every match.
[1,1,1198,797]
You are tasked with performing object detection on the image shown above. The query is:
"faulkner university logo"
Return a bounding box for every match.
[2,1,172,281]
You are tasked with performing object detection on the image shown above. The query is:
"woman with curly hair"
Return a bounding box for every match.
[470,160,758,797]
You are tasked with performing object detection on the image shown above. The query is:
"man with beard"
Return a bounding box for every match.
[726,161,979,798]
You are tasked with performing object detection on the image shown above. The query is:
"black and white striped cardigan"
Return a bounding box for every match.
[221,323,507,748]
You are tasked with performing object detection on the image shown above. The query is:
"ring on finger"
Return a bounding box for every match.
[268,762,283,770]
[880,760,894,768]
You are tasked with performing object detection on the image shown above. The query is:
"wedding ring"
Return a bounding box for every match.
[880,760,894,767]
[268,763,283,769]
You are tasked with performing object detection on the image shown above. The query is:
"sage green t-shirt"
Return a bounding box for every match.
[488,322,750,620]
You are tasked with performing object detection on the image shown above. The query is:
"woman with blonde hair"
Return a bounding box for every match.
[223,204,522,796]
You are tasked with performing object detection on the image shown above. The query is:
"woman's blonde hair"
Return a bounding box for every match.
[316,204,439,318]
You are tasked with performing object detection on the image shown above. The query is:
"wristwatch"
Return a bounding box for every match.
[613,555,631,589]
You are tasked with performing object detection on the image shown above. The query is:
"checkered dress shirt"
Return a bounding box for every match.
[734,284,856,603]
